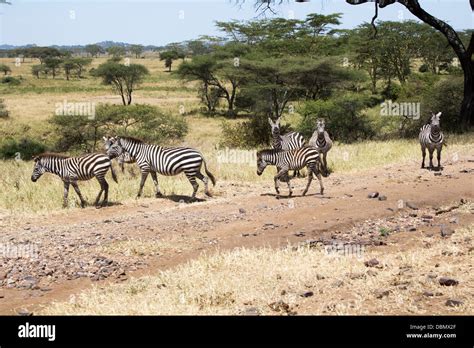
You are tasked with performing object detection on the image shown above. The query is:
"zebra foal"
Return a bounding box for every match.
[309,119,332,176]
[106,136,216,199]
[256,146,324,197]
[30,153,118,208]
[268,116,305,177]
[419,112,444,170]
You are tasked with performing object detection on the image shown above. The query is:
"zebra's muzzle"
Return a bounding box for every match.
[31,176,37,182]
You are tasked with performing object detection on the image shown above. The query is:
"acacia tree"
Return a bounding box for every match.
[92,62,149,105]
[130,44,144,58]
[255,0,473,129]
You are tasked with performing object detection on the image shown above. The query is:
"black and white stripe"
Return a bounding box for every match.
[309,119,332,175]
[257,146,324,197]
[268,117,305,150]
[30,153,118,208]
[104,136,136,173]
[106,136,216,199]
[419,112,444,170]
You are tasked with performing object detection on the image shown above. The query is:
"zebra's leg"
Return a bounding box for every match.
[70,181,86,208]
[150,171,163,198]
[137,171,149,198]
[274,168,289,196]
[120,161,125,173]
[323,152,329,175]
[196,172,211,197]
[95,176,109,207]
[62,181,70,208]
[185,173,199,199]
[437,147,442,170]
[428,148,434,170]
[421,145,426,169]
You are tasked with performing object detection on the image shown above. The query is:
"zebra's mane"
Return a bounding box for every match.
[35,153,70,161]
[257,149,280,157]
[119,136,144,144]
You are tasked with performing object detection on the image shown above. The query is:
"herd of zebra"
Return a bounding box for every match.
[29,112,445,208]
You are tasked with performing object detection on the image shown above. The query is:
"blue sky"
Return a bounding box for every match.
[0,0,472,46]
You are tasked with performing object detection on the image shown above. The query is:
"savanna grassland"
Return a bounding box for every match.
[0,54,473,315]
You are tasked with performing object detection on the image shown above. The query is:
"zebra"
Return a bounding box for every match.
[30,153,118,208]
[309,119,332,175]
[268,117,305,177]
[103,136,136,173]
[256,146,324,197]
[106,136,216,199]
[419,112,444,170]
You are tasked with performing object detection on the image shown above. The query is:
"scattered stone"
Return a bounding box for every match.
[449,217,459,224]
[280,290,286,295]
[409,213,418,217]
[294,232,305,237]
[422,291,434,297]
[434,172,442,176]
[374,289,390,299]
[407,226,417,232]
[242,307,260,316]
[367,270,378,277]
[368,192,379,199]
[299,291,314,298]
[406,202,419,210]
[378,195,387,201]
[331,280,344,288]
[17,309,33,316]
[364,258,380,267]
[440,226,455,237]
[439,277,459,286]
[238,208,246,214]
[269,300,290,313]
[445,299,463,307]
[421,214,433,219]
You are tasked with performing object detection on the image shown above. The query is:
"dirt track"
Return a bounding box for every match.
[0,156,473,315]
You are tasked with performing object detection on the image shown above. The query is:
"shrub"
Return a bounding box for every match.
[298,93,375,143]
[1,76,21,85]
[220,114,272,149]
[0,138,47,160]
[0,99,9,118]
[421,76,464,133]
[50,103,188,152]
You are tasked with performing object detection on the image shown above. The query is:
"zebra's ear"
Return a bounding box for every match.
[436,112,442,117]
[102,136,108,141]
[32,156,39,162]
[268,118,273,126]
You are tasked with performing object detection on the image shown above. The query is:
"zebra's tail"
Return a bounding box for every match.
[202,158,216,186]
[110,163,118,184]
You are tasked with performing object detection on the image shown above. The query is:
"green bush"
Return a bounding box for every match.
[1,76,21,85]
[421,76,464,133]
[298,93,375,143]
[220,114,272,149]
[0,98,9,118]
[50,103,188,153]
[0,138,47,160]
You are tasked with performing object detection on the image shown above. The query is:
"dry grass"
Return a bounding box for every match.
[42,224,474,315]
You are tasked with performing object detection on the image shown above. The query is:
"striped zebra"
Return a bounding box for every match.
[309,119,332,175]
[106,136,216,199]
[30,153,118,208]
[419,112,444,170]
[256,146,324,197]
[103,136,135,173]
[268,117,305,177]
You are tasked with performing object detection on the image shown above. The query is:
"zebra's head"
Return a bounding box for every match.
[256,151,268,176]
[103,136,116,151]
[31,156,46,182]
[106,138,124,159]
[268,117,281,135]
[316,119,326,134]
[430,112,442,131]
